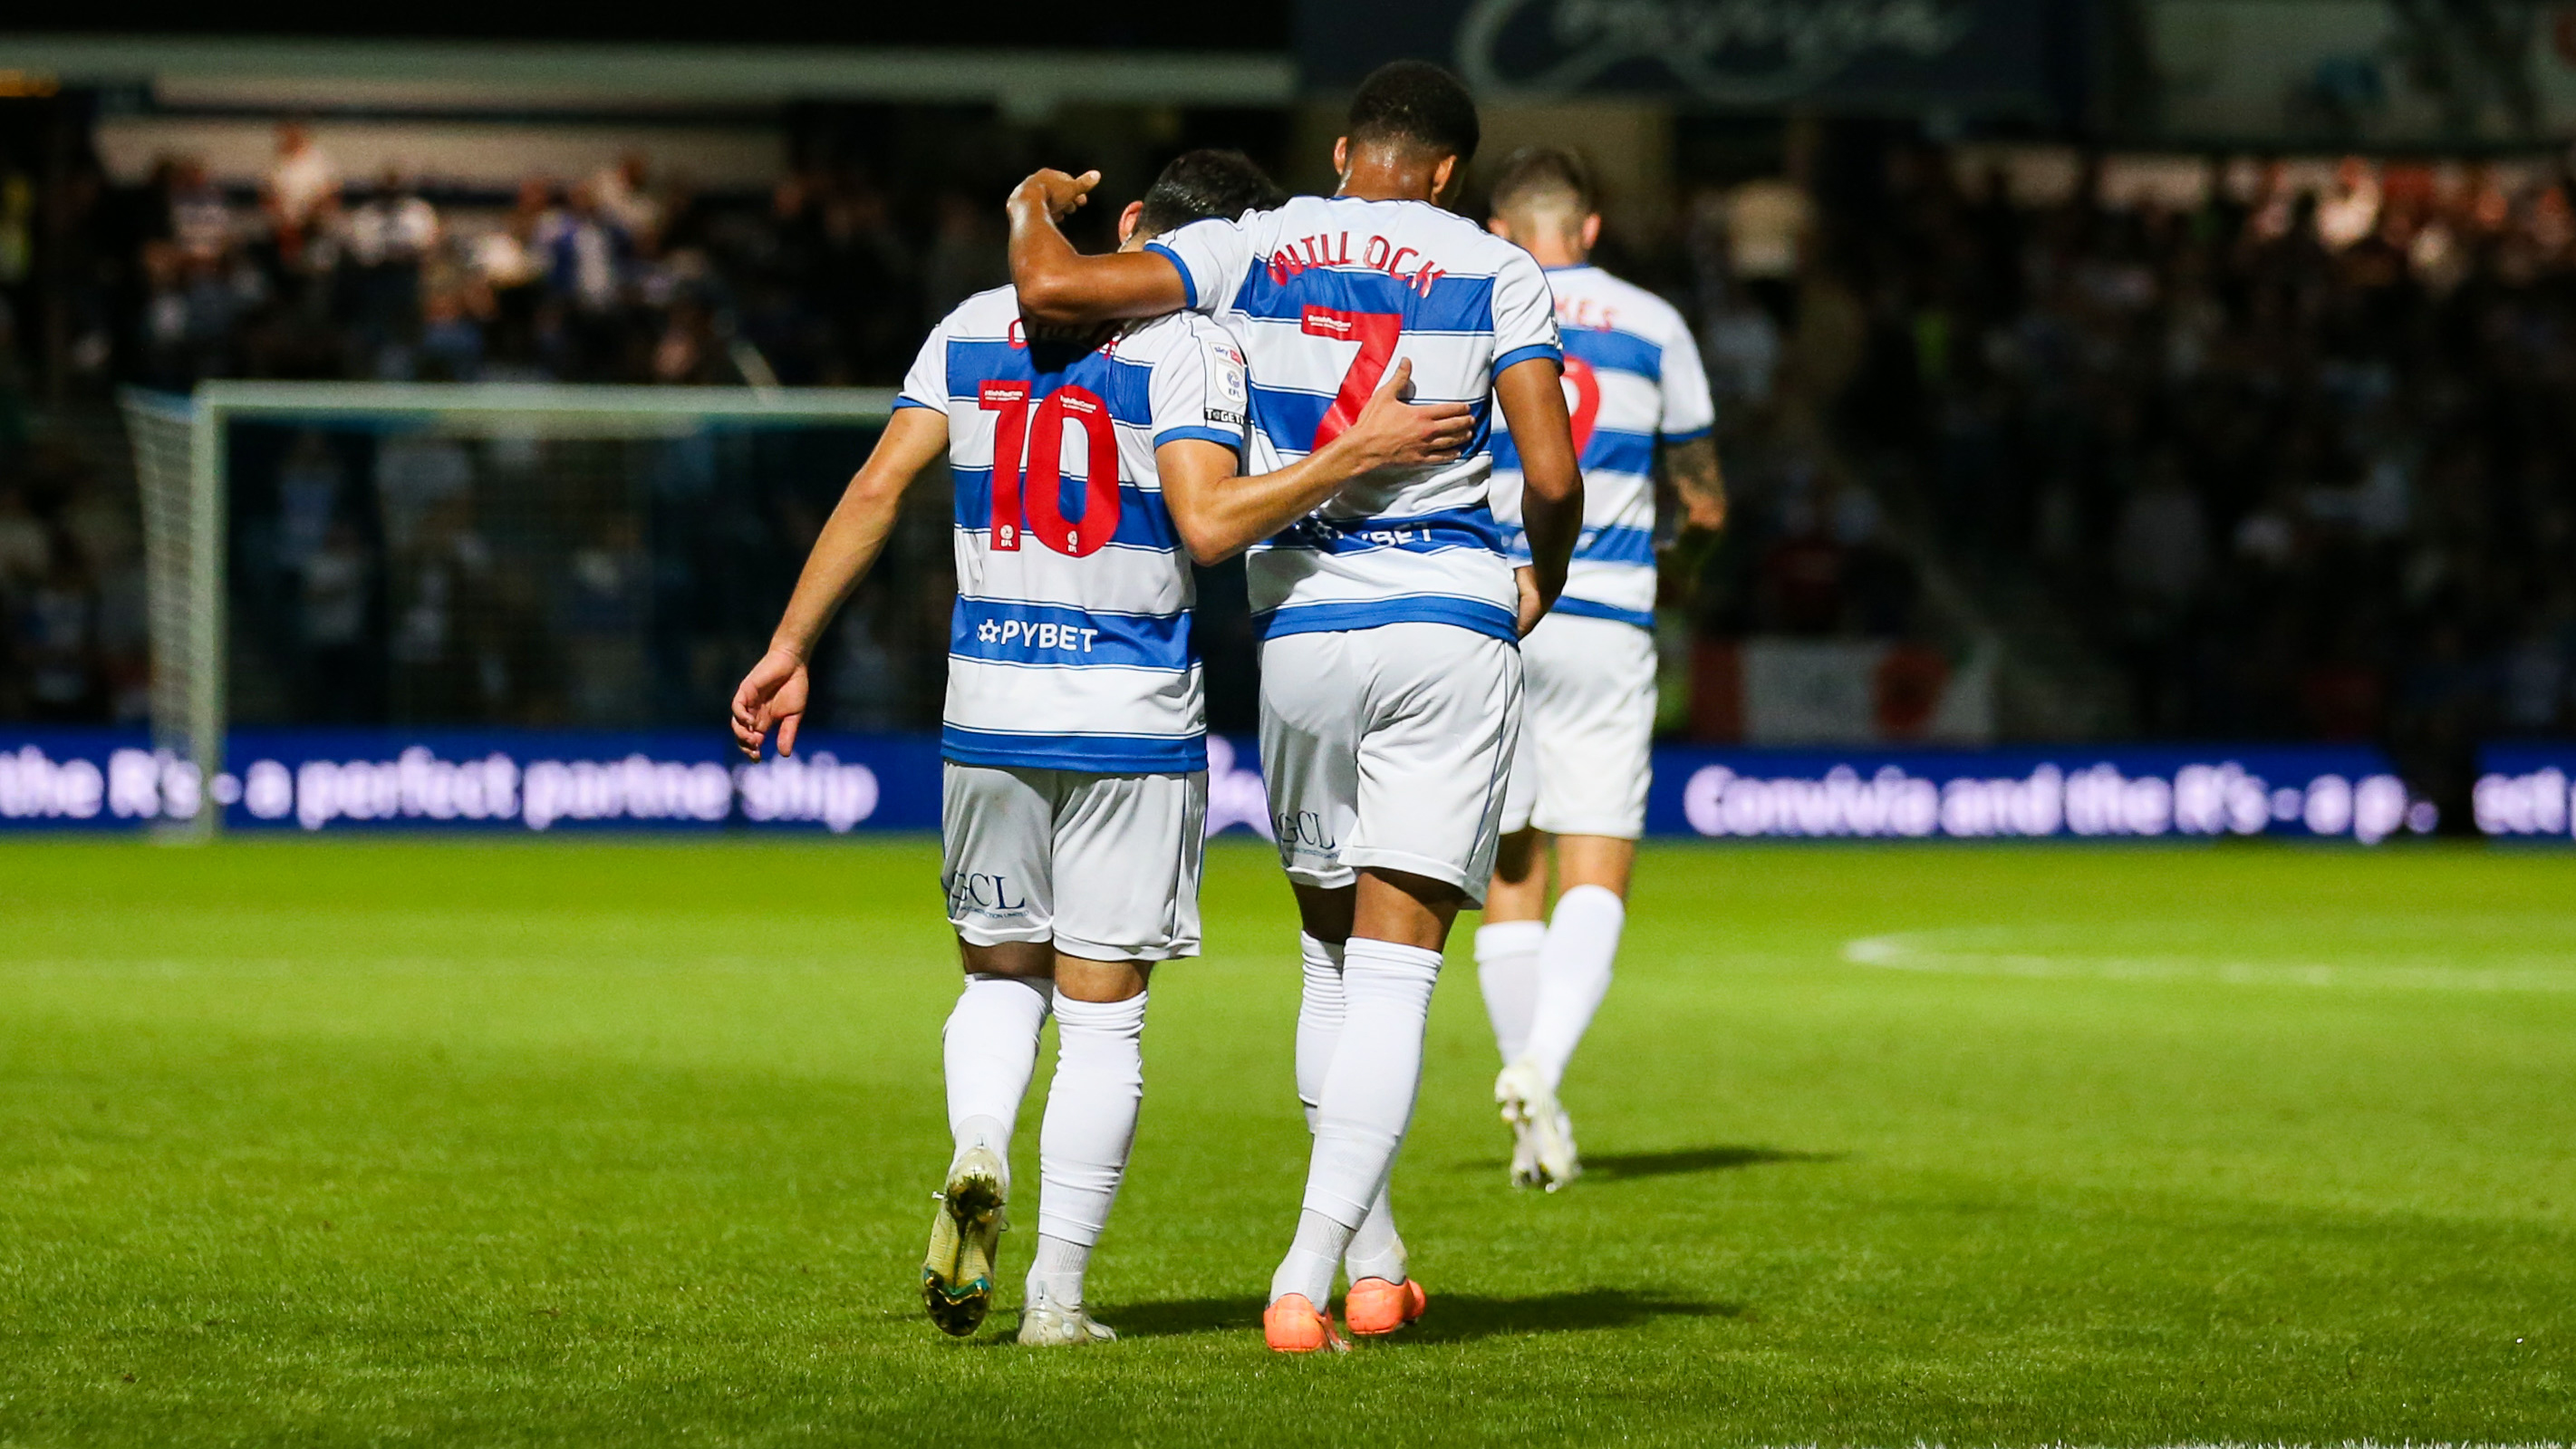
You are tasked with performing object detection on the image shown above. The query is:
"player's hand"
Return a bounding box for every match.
[1514,565,1548,637]
[729,647,812,759]
[1336,360,1475,471]
[1015,169,1101,224]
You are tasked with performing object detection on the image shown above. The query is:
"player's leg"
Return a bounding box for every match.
[1497,614,1657,1189]
[1016,951,1148,1346]
[1016,768,1207,1346]
[1257,632,1369,1349]
[1477,714,1548,1072]
[1518,832,1636,1092]
[1268,625,1520,1347]
[1276,879,1413,1328]
[925,764,1062,1335]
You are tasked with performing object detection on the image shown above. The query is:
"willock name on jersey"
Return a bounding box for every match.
[1147,197,1561,642]
[896,285,1248,773]
[1489,264,1715,629]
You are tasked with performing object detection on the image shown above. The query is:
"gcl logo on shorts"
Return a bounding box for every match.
[1273,809,1338,862]
[945,870,1029,918]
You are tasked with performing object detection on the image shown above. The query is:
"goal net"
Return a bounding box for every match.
[118,383,907,838]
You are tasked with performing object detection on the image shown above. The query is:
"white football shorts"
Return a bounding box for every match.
[941,763,1208,961]
[1500,611,1657,840]
[1259,622,1522,904]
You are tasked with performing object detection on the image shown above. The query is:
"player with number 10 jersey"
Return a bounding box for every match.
[732,150,1473,1349]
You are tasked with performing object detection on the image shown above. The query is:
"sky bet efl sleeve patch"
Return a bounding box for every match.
[1205,341,1249,430]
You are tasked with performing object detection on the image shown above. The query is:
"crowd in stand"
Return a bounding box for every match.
[1818,148,2576,780]
[3,121,1017,728]
[120,124,993,392]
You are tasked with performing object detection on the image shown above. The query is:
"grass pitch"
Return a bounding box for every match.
[2,837,2571,1445]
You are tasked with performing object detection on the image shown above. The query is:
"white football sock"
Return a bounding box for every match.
[1343,1183,1407,1285]
[943,972,1053,1186]
[1474,919,1546,1065]
[1026,1233,1090,1310]
[1521,884,1626,1091]
[1294,933,1409,1289]
[1034,990,1148,1251]
[1284,936,1441,1296]
[1293,932,1345,1129]
[1269,1208,1349,1309]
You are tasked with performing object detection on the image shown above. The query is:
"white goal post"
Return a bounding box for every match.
[119,382,902,840]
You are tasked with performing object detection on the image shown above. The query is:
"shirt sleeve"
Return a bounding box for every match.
[1656,313,1718,441]
[1149,322,1249,456]
[1144,215,1254,316]
[894,311,951,413]
[1490,250,1564,379]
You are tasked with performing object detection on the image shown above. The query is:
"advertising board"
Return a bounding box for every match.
[2,729,2436,845]
[2474,746,2576,841]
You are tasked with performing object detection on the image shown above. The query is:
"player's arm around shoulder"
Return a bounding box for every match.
[1160,355,1476,566]
[729,405,949,759]
[1007,169,1194,327]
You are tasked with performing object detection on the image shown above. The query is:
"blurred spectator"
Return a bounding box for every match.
[2112,459,2210,613]
[0,485,46,594]
[16,538,100,720]
[168,158,234,261]
[1723,174,1811,329]
[560,514,651,724]
[591,153,663,244]
[344,169,439,376]
[264,123,339,262]
[921,189,1008,320]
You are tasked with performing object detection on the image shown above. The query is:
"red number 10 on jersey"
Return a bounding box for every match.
[980,381,1121,557]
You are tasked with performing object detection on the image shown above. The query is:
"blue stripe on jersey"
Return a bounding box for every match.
[1561,326,1664,379]
[1153,425,1243,452]
[1262,507,1503,556]
[1493,342,1564,379]
[1663,422,1713,444]
[1258,594,1520,642]
[1496,522,1655,566]
[942,340,1153,421]
[941,723,1206,774]
[1228,265,1498,335]
[1552,597,1655,629]
[894,395,940,412]
[1493,426,1654,478]
[951,468,1181,552]
[1578,523,1656,566]
[950,598,1196,671]
[1143,241,1196,309]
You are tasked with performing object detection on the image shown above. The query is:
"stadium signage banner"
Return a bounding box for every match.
[3,731,2429,842]
[0,730,1275,836]
[2474,746,2576,841]
[1296,0,2055,110]
[1647,746,2431,844]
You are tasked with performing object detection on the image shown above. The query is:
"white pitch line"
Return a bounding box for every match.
[1843,933,2576,992]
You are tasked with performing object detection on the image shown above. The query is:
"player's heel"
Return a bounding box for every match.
[921,1145,1008,1336]
[1495,1062,1580,1192]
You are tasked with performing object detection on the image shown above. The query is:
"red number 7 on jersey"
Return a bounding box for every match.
[1301,305,1404,449]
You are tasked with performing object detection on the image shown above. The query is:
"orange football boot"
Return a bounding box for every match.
[1343,1276,1426,1337]
[1262,1293,1349,1353]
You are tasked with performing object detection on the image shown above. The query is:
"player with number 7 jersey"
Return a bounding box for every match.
[1008,62,1586,1352]
[731,150,1474,1349]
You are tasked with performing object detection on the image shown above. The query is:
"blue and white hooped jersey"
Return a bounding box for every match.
[897,285,1247,774]
[1491,264,1715,629]
[1150,197,1561,642]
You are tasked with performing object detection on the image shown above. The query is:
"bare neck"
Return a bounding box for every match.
[1520,228,1589,269]
[1337,144,1445,205]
